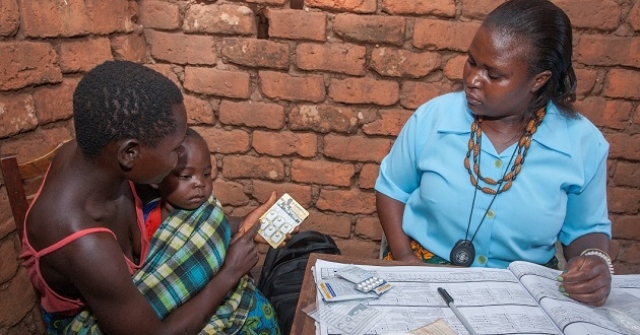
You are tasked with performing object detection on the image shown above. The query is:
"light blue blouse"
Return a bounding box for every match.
[375,92,611,268]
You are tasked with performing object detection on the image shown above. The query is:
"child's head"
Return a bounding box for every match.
[157,128,213,210]
[73,60,187,184]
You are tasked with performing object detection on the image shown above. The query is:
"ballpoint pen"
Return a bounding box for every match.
[437,287,479,335]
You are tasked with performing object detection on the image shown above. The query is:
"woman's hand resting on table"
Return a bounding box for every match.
[558,255,612,306]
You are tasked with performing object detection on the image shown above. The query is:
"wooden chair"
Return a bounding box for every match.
[1,140,69,240]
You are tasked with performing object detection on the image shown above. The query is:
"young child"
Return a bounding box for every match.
[141,127,282,334]
[142,128,214,239]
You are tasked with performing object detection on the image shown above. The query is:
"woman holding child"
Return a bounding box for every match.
[376,0,613,306]
[20,61,281,334]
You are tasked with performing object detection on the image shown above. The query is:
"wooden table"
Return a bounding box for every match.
[290,253,432,335]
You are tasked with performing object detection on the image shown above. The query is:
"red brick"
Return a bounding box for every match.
[333,14,405,46]
[606,133,640,160]
[222,38,289,69]
[443,54,467,81]
[251,180,312,208]
[289,105,359,134]
[19,0,91,37]
[244,0,286,4]
[302,211,352,239]
[0,191,15,239]
[604,69,640,99]
[145,30,217,65]
[555,0,620,30]
[362,109,412,136]
[607,187,640,215]
[306,0,376,13]
[0,268,37,327]
[575,35,640,69]
[213,179,249,206]
[370,47,440,78]
[296,43,366,76]
[145,64,182,89]
[382,0,455,17]
[358,163,379,189]
[0,42,62,91]
[613,162,640,188]
[635,105,640,125]
[138,0,181,30]
[291,159,355,187]
[219,101,285,130]
[110,32,148,63]
[631,1,640,31]
[5,306,45,335]
[574,68,598,97]
[324,135,392,163]
[317,188,376,214]
[355,216,383,240]
[253,131,317,157]
[194,126,249,154]
[0,127,73,163]
[265,9,326,41]
[0,236,18,283]
[0,93,38,138]
[183,4,255,35]
[259,71,325,102]
[618,242,640,264]
[400,81,452,109]
[0,0,19,36]
[329,78,399,106]
[222,156,285,181]
[59,37,113,73]
[184,67,251,99]
[32,77,80,124]
[612,215,640,240]
[85,0,133,34]
[336,238,380,259]
[413,19,481,52]
[183,95,214,125]
[461,0,503,19]
[575,97,631,130]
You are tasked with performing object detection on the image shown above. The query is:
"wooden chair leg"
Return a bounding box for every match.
[1,156,29,240]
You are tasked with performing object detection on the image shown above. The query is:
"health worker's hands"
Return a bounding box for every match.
[558,255,612,306]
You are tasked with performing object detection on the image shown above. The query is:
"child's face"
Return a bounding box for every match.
[158,137,213,210]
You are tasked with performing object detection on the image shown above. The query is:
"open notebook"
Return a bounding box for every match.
[310,259,640,335]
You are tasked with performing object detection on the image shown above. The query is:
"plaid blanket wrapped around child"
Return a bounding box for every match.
[62,195,279,334]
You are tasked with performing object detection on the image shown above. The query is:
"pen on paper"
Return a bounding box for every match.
[437,287,479,335]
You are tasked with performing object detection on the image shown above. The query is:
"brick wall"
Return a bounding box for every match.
[1,0,639,332]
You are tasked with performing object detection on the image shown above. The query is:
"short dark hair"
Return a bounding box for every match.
[483,0,577,118]
[185,127,205,142]
[73,60,184,158]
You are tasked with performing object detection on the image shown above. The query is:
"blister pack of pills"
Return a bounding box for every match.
[258,193,309,249]
[336,265,393,296]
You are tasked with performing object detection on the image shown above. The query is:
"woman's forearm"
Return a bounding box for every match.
[563,232,610,261]
[376,192,415,260]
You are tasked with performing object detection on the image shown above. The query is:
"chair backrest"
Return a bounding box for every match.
[1,140,69,241]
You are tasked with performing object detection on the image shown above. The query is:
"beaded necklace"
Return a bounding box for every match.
[450,107,546,267]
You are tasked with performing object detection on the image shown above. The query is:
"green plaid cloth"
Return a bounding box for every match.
[63,194,275,334]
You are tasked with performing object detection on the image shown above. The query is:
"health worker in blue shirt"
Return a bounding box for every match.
[375,0,613,306]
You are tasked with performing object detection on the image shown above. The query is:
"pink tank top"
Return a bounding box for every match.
[20,173,149,315]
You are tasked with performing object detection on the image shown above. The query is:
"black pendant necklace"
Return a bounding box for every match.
[451,122,519,267]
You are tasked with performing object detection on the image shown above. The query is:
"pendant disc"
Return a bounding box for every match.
[450,239,475,267]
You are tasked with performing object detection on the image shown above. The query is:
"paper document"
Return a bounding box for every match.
[310,259,640,335]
